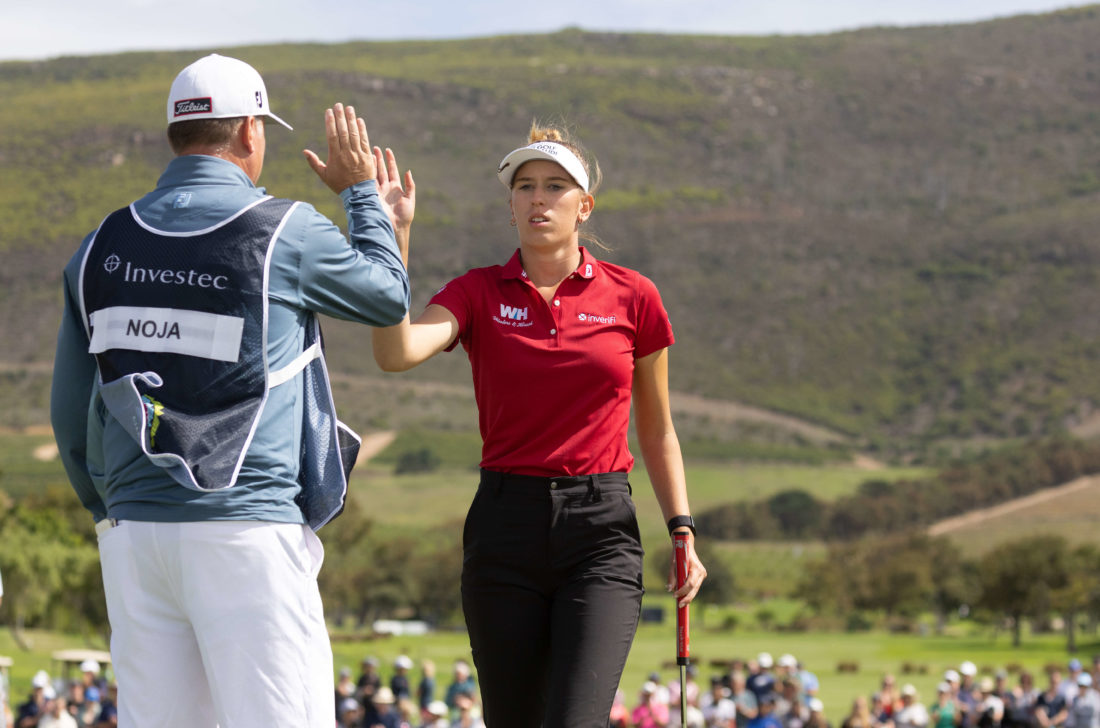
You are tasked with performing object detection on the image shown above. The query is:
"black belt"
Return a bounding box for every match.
[479,469,631,499]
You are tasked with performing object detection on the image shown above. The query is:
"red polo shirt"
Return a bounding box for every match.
[429,247,674,476]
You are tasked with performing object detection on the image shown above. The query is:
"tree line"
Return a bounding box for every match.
[796,531,1100,651]
[696,437,1100,541]
[3,436,1099,645]
[1,493,1095,653]
[0,484,467,643]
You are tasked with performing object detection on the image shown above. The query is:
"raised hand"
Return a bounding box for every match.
[373,146,415,232]
[303,103,377,194]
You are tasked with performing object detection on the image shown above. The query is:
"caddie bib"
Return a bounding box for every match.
[79,196,358,530]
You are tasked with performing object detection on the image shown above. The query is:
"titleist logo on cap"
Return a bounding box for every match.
[174,98,212,117]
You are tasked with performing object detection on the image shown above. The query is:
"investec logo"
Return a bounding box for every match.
[104,255,230,290]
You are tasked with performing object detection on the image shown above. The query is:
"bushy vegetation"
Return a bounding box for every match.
[697,437,1100,541]
[0,479,468,637]
[0,486,105,642]
[798,531,1100,650]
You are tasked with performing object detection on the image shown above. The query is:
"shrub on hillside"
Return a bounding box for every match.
[394,448,442,475]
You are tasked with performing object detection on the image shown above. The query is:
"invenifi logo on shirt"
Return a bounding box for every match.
[493,304,532,328]
[578,312,617,324]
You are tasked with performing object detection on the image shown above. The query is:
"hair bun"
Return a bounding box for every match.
[528,126,564,144]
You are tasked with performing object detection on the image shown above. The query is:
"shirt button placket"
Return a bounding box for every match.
[550,298,561,340]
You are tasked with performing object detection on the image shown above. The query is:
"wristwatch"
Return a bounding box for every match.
[667,515,696,536]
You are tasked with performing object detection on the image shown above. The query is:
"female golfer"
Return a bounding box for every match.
[371,124,706,727]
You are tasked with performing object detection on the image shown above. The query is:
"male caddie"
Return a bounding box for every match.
[50,54,409,727]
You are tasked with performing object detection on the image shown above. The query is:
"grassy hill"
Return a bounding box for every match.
[2,7,1100,452]
[930,473,1100,556]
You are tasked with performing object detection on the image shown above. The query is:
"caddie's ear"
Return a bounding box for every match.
[239,116,260,154]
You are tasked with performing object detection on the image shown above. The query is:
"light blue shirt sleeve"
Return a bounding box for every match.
[270,180,409,325]
[50,238,108,522]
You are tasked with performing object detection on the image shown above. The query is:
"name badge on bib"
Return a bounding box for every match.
[89,306,244,363]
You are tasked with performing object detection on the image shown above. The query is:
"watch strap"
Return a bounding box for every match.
[667,515,696,536]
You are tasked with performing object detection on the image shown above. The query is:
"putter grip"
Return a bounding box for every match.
[674,531,690,664]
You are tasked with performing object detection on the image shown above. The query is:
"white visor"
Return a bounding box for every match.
[497,141,589,192]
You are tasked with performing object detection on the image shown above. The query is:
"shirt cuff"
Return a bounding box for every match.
[339,178,379,207]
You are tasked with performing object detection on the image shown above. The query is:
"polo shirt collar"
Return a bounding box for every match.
[502,246,600,281]
[575,246,599,279]
[157,154,258,191]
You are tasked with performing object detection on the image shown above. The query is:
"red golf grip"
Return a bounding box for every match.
[674,531,690,665]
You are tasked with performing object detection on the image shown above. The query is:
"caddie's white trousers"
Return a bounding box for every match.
[97,520,335,728]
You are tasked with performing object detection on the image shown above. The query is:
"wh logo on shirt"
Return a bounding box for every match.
[499,304,528,321]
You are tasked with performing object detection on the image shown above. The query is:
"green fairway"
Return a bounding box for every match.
[347,460,929,538]
[0,430,71,498]
[347,459,927,595]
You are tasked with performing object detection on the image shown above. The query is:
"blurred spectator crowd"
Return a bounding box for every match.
[606,651,1100,728]
[3,659,116,728]
[7,649,1100,728]
[838,656,1100,728]
[334,655,483,728]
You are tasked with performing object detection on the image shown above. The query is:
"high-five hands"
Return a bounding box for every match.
[303,103,377,194]
[373,146,414,267]
[373,146,415,233]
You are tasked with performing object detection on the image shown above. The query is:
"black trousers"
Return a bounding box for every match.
[461,470,645,728]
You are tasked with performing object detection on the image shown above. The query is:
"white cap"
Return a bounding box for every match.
[642,681,659,694]
[944,669,960,683]
[167,54,292,130]
[80,659,101,674]
[757,652,774,669]
[779,654,797,668]
[497,141,590,192]
[960,661,977,676]
[373,686,395,704]
[809,698,825,713]
[937,682,951,693]
[902,684,918,697]
[1079,673,1094,687]
[32,670,50,689]
[394,655,413,670]
[427,700,449,716]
